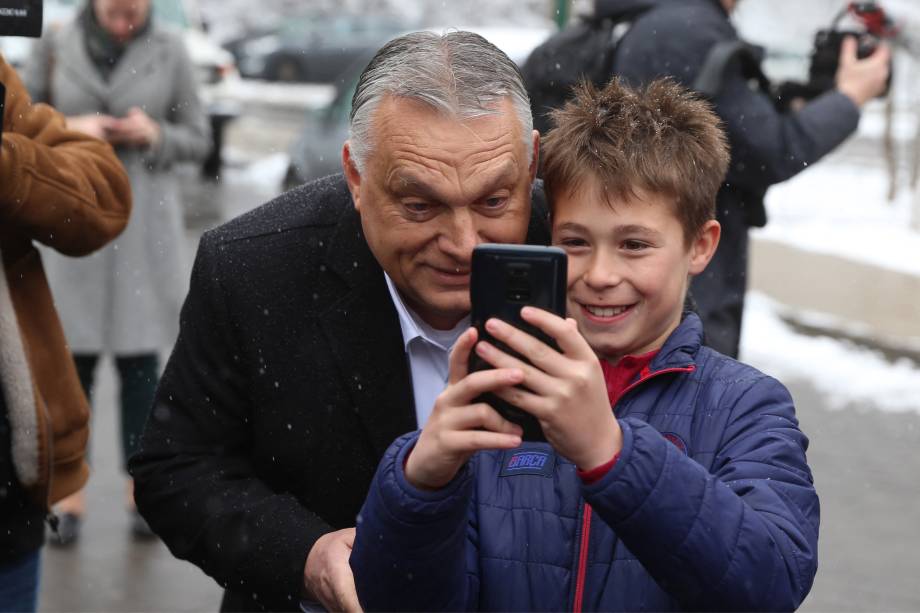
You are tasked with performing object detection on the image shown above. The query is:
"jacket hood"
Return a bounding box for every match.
[594,0,728,21]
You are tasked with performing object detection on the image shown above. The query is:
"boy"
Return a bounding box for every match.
[349,78,818,611]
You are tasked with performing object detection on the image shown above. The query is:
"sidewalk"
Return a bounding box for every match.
[749,236,920,361]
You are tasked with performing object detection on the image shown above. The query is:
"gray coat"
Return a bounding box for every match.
[24,19,211,353]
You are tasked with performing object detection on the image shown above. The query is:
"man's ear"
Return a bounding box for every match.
[528,129,540,183]
[342,141,362,211]
[688,220,721,275]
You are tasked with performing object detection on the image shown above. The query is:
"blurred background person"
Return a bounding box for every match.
[1,20,131,612]
[22,0,211,545]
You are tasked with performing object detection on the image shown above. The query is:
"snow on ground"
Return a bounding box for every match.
[741,292,920,414]
[225,151,290,187]
[217,80,336,112]
[753,114,920,277]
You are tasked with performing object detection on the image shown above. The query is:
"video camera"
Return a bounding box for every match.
[0,0,42,38]
[1,1,42,145]
[773,1,896,110]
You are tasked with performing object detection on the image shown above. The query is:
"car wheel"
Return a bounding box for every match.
[282,163,304,192]
[274,58,305,82]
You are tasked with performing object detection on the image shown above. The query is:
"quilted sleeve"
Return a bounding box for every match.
[350,431,479,612]
[584,376,818,611]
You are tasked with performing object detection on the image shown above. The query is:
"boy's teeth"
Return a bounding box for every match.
[586,305,627,317]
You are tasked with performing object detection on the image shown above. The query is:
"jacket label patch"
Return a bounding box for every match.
[662,432,689,455]
[500,449,555,478]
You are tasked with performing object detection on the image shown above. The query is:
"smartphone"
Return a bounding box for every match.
[469,244,567,442]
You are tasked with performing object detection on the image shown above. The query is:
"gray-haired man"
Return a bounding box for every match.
[130,31,547,612]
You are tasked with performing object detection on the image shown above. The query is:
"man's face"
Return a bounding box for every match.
[344,96,538,330]
[94,0,151,44]
[552,178,719,362]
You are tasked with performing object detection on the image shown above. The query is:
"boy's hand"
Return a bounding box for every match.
[474,307,622,471]
[405,328,524,491]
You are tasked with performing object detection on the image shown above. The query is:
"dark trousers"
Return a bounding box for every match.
[689,204,749,359]
[0,549,40,613]
[72,353,159,471]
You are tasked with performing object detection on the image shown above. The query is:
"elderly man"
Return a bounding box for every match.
[130,31,546,612]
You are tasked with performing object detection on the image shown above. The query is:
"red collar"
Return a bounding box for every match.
[599,349,660,407]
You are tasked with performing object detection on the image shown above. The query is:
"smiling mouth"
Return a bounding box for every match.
[430,265,471,285]
[585,305,629,317]
[580,302,636,321]
[431,264,470,275]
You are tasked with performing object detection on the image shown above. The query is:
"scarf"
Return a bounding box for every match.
[79,2,152,82]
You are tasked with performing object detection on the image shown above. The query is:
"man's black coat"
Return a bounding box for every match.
[130,173,549,612]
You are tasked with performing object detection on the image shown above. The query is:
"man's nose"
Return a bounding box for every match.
[439,209,479,261]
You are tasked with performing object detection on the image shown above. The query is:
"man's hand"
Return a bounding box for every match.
[474,308,622,471]
[836,36,891,107]
[304,528,362,613]
[405,327,524,491]
[65,114,117,140]
[105,106,161,148]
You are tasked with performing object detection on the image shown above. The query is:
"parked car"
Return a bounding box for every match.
[227,11,407,83]
[0,0,239,177]
[282,25,554,191]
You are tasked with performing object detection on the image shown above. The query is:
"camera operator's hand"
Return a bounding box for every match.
[474,308,622,471]
[65,114,118,141]
[404,328,524,491]
[835,35,891,107]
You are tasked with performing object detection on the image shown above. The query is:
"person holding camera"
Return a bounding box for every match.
[590,0,891,358]
[21,0,211,544]
[0,46,130,610]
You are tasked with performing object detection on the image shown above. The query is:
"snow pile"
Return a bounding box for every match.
[754,152,920,278]
[741,292,920,414]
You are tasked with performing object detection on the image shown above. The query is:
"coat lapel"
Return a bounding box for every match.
[107,33,164,99]
[320,204,417,460]
[54,27,109,105]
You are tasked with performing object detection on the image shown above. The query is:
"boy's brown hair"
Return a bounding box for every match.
[541,77,730,243]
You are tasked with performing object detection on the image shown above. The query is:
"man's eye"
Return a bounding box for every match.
[404,201,432,214]
[557,237,588,248]
[482,196,508,209]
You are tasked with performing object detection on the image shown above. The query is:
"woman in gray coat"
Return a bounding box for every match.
[24,0,211,542]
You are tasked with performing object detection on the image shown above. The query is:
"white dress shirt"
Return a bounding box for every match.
[384,274,470,427]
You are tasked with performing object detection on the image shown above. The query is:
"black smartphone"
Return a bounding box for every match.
[469,244,567,442]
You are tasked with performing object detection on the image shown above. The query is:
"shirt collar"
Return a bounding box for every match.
[384,273,469,352]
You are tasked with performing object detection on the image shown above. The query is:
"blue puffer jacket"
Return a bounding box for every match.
[350,314,819,611]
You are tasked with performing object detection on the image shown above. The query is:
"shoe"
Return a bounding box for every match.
[131,510,156,540]
[49,512,81,547]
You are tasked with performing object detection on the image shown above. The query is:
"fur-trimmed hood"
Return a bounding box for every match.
[0,249,40,489]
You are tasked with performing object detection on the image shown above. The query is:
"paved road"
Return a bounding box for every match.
[36,112,920,612]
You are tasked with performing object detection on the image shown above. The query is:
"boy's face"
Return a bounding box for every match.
[551,178,719,363]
